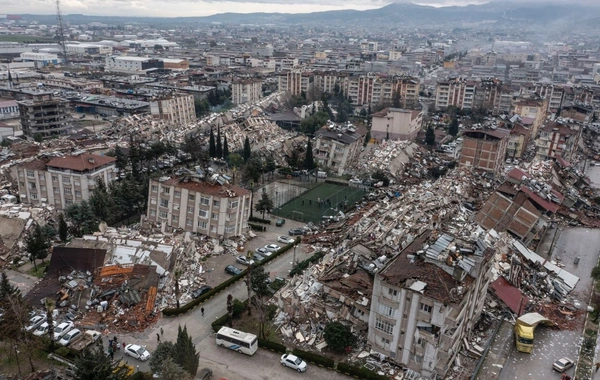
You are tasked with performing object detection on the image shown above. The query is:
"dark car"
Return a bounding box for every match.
[288,228,305,236]
[191,285,212,299]
[225,265,243,276]
[252,252,266,262]
[276,218,286,227]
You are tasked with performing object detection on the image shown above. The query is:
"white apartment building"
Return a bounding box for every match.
[368,231,493,378]
[104,55,163,74]
[146,176,251,238]
[371,108,423,141]
[149,94,196,126]
[314,123,364,176]
[0,99,18,119]
[231,79,262,105]
[12,154,117,210]
[278,70,313,97]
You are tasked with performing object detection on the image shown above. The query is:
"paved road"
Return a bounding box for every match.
[4,269,39,294]
[115,239,338,379]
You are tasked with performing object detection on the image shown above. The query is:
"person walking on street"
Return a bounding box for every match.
[108,347,114,361]
[156,333,160,343]
[201,307,204,316]
[160,327,164,336]
[122,342,125,350]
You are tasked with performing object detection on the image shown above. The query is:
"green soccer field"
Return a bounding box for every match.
[273,182,366,224]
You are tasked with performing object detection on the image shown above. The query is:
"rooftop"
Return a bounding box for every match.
[47,154,116,171]
[156,177,250,198]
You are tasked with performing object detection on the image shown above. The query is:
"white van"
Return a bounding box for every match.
[316,171,327,178]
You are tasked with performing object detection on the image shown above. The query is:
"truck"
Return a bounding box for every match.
[70,330,101,352]
[514,312,554,353]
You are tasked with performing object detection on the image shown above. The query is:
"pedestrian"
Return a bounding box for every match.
[596,362,600,372]
[136,365,140,373]
[108,348,114,361]
[122,342,125,350]
[160,327,164,336]
[156,333,160,343]
[201,307,205,316]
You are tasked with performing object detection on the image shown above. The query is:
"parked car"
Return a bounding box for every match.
[225,265,243,276]
[552,357,574,372]
[252,252,266,263]
[236,256,255,266]
[288,228,305,236]
[281,353,307,373]
[53,321,74,341]
[33,321,56,337]
[25,315,46,332]
[349,178,362,185]
[264,244,281,253]
[58,329,82,346]
[191,285,213,299]
[198,368,213,380]
[125,344,151,361]
[277,236,295,244]
[276,218,286,227]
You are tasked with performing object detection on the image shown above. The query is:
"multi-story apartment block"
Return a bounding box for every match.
[146,176,251,238]
[12,154,117,209]
[371,108,422,141]
[105,55,163,74]
[459,129,509,175]
[313,124,364,176]
[535,121,582,161]
[512,97,548,137]
[523,83,565,113]
[342,74,419,108]
[313,70,344,94]
[435,77,508,114]
[507,124,531,159]
[231,79,262,105]
[368,231,493,378]
[149,94,196,126]
[278,70,313,96]
[17,93,71,138]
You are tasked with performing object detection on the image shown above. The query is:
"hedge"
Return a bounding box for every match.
[291,348,335,369]
[211,313,230,333]
[289,251,325,277]
[248,222,267,232]
[336,363,389,380]
[258,338,287,354]
[249,216,271,224]
[163,238,300,317]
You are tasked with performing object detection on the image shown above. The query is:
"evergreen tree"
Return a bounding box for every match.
[303,140,316,170]
[89,177,114,224]
[114,145,128,172]
[223,135,229,159]
[174,325,199,377]
[58,213,68,241]
[449,118,459,136]
[149,341,177,375]
[209,128,216,158]
[425,125,436,146]
[64,200,98,237]
[25,224,51,271]
[0,271,18,301]
[74,346,129,380]
[216,127,222,158]
[255,190,274,219]
[364,129,371,147]
[243,136,251,162]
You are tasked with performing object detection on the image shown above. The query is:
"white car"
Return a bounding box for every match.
[58,328,82,346]
[281,353,307,373]
[236,256,255,266]
[264,244,281,253]
[125,344,151,361]
[349,178,362,185]
[53,321,74,341]
[33,321,56,337]
[255,247,272,257]
[552,357,574,372]
[277,236,295,244]
[26,315,46,332]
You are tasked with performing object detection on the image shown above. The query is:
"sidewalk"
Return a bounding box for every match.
[475,318,514,380]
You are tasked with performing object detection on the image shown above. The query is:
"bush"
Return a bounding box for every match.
[266,304,278,320]
[248,222,266,232]
[232,299,245,318]
[258,338,287,354]
[211,314,230,333]
[289,251,325,277]
[128,372,153,380]
[55,347,71,357]
[324,322,357,352]
[249,216,271,224]
[336,363,389,380]
[291,348,335,369]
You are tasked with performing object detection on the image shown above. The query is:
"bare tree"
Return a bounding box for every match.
[45,298,55,352]
[174,269,182,309]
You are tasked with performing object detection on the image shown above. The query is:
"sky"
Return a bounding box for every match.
[0,0,578,18]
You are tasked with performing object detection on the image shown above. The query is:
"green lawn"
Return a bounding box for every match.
[273,182,365,224]
[0,35,56,43]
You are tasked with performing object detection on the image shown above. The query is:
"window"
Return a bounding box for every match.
[225,225,235,233]
[212,213,218,220]
[160,199,169,208]
[52,176,58,182]
[75,191,82,198]
[162,187,170,194]
[172,215,178,222]
[28,182,36,190]
[378,336,391,349]
[197,221,207,229]
[415,355,423,365]
[65,198,73,205]
[73,180,80,186]
[378,303,397,318]
[374,318,394,335]
[174,191,181,198]
[62,176,70,184]
[151,185,158,192]
[200,196,209,206]
[64,188,72,196]
[387,288,398,297]
[27,171,34,178]
[40,185,46,192]
[420,303,432,313]
[198,210,208,218]
[186,219,192,226]
[150,210,156,216]
[229,200,238,208]
[30,193,38,200]
[159,211,168,219]
[213,200,220,207]
[54,187,60,194]
[187,206,194,213]
[188,194,195,201]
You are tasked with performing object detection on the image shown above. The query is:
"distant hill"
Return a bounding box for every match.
[20,1,600,27]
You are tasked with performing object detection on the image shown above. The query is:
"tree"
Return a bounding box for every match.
[425,124,436,146]
[243,136,251,162]
[174,325,199,376]
[209,40,217,47]
[58,213,68,241]
[149,341,177,375]
[448,118,459,136]
[255,190,274,219]
[286,148,302,169]
[174,269,182,309]
[250,266,270,296]
[223,135,229,160]
[89,177,114,224]
[324,322,357,352]
[64,200,98,237]
[393,90,401,108]
[243,155,263,184]
[209,128,216,158]
[371,169,390,186]
[592,265,600,281]
[155,357,191,380]
[364,129,371,147]
[74,346,129,380]
[25,224,51,271]
[227,294,233,327]
[264,155,276,180]
[303,140,316,170]
[181,134,207,165]
[45,298,55,352]
[216,127,222,158]
[114,145,128,172]
[359,108,367,117]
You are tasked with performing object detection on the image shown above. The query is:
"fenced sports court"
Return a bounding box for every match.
[272,182,366,224]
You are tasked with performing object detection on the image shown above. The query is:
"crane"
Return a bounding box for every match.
[55,0,69,66]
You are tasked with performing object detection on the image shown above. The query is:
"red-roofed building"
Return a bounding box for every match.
[535,120,582,161]
[459,129,509,174]
[146,176,251,238]
[11,153,116,209]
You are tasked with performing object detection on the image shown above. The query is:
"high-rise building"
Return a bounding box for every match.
[231,79,262,105]
[17,93,71,138]
[149,94,196,126]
